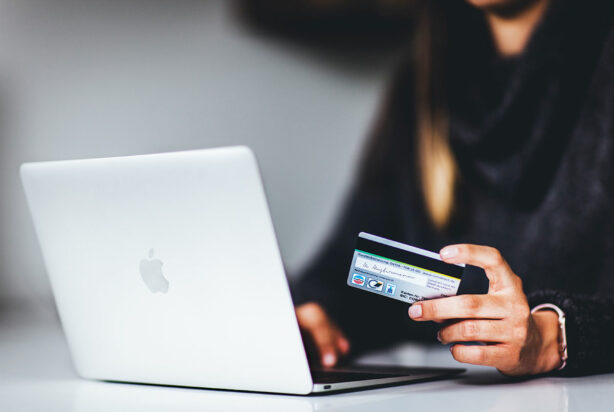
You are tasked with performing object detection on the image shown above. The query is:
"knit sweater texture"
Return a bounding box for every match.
[292,0,614,376]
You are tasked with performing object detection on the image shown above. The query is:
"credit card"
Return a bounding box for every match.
[347,232,465,304]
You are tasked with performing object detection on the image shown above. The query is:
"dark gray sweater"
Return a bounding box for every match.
[292,0,614,376]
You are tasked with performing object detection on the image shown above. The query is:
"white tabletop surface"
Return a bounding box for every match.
[1,306,611,412]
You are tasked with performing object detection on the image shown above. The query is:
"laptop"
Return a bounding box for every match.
[20,146,463,394]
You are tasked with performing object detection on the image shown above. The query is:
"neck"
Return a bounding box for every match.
[484,0,551,56]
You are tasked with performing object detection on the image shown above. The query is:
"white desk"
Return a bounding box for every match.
[1,307,611,412]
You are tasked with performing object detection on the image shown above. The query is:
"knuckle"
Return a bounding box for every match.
[486,248,504,268]
[462,321,479,340]
[458,244,472,259]
[423,302,436,319]
[459,346,484,364]
[463,295,481,312]
[473,349,486,364]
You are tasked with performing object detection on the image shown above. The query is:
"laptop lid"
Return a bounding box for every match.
[21,146,314,394]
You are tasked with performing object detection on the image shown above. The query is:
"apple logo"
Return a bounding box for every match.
[139,248,169,293]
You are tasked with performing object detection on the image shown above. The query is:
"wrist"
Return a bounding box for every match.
[532,310,563,373]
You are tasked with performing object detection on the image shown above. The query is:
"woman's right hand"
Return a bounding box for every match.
[295,302,350,368]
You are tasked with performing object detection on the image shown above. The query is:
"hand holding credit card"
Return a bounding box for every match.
[347,232,465,304]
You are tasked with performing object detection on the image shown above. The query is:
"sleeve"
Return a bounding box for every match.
[290,178,439,355]
[290,64,440,354]
[528,290,614,376]
[530,25,614,376]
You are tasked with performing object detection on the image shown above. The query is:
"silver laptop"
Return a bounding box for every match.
[20,146,463,394]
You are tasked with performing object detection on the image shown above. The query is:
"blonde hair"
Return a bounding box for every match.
[413,0,456,230]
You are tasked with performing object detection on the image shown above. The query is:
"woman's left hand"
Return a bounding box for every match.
[408,244,562,376]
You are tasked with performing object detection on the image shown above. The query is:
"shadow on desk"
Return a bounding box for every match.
[455,370,529,386]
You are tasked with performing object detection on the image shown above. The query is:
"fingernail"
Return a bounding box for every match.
[323,353,336,367]
[436,330,442,342]
[440,246,458,259]
[408,304,422,319]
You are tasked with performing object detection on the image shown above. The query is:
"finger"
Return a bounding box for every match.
[309,325,340,367]
[439,320,511,344]
[409,294,505,321]
[450,344,509,368]
[295,303,350,364]
[295,303,343,366]
[337,335,350,355]
[440,244,518,290]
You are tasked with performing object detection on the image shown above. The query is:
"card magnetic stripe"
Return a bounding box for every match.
[355,237,463,280]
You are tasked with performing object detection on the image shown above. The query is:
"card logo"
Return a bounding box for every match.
[385,283,396,295]
[367,278,384,291]
[351,274,366,286]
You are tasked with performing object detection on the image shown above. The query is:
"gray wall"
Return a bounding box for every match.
[0,0,402,308]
